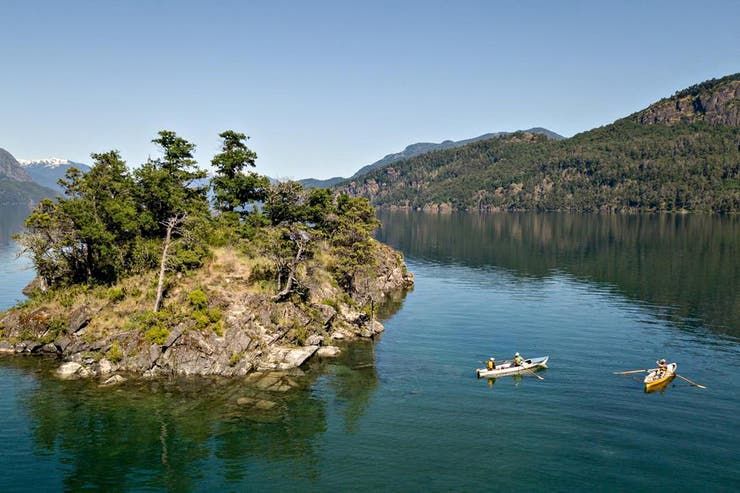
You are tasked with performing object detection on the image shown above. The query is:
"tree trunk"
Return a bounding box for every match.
[153,215,184,312]
[272,241,305,302]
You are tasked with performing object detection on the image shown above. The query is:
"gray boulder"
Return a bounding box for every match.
[56,361,91,379]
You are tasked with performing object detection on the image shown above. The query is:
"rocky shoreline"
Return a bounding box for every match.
[0,241,413,383]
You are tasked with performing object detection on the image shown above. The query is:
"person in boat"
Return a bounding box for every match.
[512,352,524,366]
[486,357,496,370]
[656,358,668,377]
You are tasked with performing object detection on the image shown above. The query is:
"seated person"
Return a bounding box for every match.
[656,358,668,377]
[486,357,496,370]
[513,352,524,366]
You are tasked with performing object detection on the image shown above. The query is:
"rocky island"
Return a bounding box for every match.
[0,131,413,383]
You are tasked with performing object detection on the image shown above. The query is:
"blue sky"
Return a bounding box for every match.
[1,0,738,179]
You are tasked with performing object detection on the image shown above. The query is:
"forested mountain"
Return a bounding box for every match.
[300,127,563,188]
[0,148,56,205]
[344,74,740,213]
[19,158,91,192]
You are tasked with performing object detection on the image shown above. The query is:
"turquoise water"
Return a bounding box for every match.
[0,208,738,491]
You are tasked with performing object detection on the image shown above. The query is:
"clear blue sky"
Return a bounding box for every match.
[2,0,738,179]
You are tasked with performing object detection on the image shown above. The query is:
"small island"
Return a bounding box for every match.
[0,130,413,383]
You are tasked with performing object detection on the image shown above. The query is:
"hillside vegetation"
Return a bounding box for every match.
[345,74,740,213]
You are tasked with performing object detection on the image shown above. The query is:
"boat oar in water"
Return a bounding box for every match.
[676,374,706,389]
[523,368,544,381]
[613,369,651,375]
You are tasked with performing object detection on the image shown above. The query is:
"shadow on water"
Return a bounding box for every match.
[377,210,739,338]
[0,339,381,491]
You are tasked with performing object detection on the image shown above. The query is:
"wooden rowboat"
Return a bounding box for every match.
[476,356,549,379]
[644,363,677,392]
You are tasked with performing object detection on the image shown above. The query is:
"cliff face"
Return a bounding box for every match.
[0,241,413,381]
[631,74,739,127]
[0,148,33,181]
[0,148,57,205]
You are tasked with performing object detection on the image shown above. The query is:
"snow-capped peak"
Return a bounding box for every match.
[19,158,77,168]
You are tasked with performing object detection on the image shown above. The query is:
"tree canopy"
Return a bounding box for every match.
[17,131,381,297]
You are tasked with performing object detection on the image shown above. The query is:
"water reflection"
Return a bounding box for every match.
[2,339,381,491]
[377,211,739,337]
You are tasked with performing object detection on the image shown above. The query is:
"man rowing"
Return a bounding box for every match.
[656,358,668,377]
[513,352,524,366]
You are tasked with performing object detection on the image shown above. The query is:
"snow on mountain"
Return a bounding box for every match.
[19,158,87,168]
[17,158,90,192]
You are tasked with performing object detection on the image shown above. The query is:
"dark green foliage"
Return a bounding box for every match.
[264,181,306,225]
[15,129,382,304]
[349,122,739,213]
[211,130,270,213]
[17,133,213,288]
[328,194,380,291]
[261,181,380,294]
[134,131,209,234]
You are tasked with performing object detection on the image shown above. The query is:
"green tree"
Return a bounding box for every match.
[135,130,209,234]
[18,151,141,284]
[264,181,306,225]
[328,194,380,292]
[211,130,270,213]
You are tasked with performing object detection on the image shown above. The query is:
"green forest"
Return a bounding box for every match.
[346,75,740,213]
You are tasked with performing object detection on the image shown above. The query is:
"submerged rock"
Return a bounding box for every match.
[317,346,341,358]
[101,374,126,386]
[56,362,91,379]
[259,345,319,371]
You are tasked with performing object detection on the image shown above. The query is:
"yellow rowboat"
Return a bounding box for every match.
[644,363,677,392]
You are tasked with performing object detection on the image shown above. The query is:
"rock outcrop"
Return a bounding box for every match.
[0,242,413,381]
[632,74,739,127]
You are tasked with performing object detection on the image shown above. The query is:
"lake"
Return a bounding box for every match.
[1,206,738,491]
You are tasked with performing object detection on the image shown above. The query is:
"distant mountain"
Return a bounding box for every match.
[344,73,739,213]
[298,127,564,188]
[19,158,91,192]
[0,149,57,206]
[0,148,33,182]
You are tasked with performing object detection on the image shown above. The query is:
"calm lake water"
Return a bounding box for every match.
[1,206,738,491]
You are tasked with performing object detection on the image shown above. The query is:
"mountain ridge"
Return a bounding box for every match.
[299,127,563,188]
[19,158,91,192]
[343,73,739,213]
[0,148,58,206]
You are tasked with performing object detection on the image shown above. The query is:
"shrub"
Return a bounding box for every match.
[188,289,208,310]
[106,341,124,362]
[107,287,125,303]
[192,310,210,330]
[127,310,172,345]
[144,325,170,345]
[229,351,241,366]
[206,307,222,323]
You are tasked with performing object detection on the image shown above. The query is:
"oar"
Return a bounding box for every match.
[522,368,544,381]
[676,374,706,389]
[613,369,651,375]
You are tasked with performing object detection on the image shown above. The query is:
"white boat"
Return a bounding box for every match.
[476,356,549,378]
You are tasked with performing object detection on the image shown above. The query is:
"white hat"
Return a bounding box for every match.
[515,352,520,356]
[489,357,495,360]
